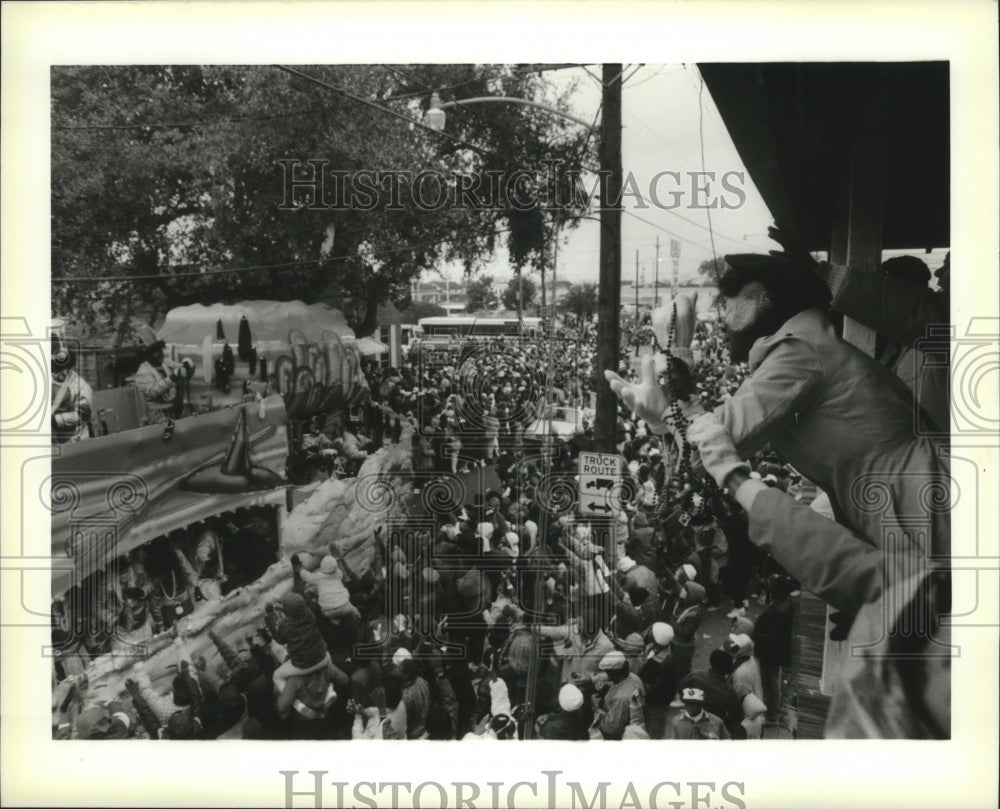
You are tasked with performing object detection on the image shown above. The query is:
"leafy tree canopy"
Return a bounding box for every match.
[559,282,599,320]
[465,275,500,312]
[501,273,538,312]
[51,65,594,339]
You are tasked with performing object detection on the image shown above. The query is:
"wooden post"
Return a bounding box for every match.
[818,136,887,698]
[594,63,623,454]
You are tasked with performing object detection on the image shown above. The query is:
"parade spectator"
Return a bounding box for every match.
[753,576,795,724]
[592,650,646,740]
[639,622,676,739]
[296,555,361,625]
[727,633,764,705]
[51,337,94,444]
[134,340,181,424]
[678,649,745,740]
[670,687,730,740]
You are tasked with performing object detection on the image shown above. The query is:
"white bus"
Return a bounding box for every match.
[416,315,545,340]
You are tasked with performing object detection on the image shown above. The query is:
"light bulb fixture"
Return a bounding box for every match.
[424,92,446,131]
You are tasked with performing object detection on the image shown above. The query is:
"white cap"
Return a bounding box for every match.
[598,650,627,671]
[681,564,697,581]
[616,555,637,574]
[558,683,584,712]
[651,622,674,646]
[392,647,412,666]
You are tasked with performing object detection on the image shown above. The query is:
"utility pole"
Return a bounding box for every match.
[654,236,660,307]
[634,249,640,355]
[516,269,523,323]
[595,63,622,456]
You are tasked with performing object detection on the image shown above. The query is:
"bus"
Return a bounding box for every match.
[416,316,545,340]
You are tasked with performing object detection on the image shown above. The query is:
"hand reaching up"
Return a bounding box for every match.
[604,355,669,435]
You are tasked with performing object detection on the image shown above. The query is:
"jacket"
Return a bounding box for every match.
[670,709,730,740]
[678,669,744,739]
[596,673,645,740]
[540,622,616,684]
[298,567,352,615]
[738,482,885,614]
[731,656,764,703]
[715,308,949,557]
[133,360,176,404]
[753,600,794,667]
[266,594,329,670]
[403,676,431,739]
[671,583,705,648]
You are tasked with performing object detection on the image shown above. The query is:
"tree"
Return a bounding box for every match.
[559,283,599,320]
[400,301,447,321]
[51,65,595,339]
[501,273,537,312]
[465,275,499,312]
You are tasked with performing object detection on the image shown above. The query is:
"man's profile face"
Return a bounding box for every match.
[721,281,772,333]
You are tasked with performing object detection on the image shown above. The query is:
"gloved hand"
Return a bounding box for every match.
[52,411,80,430]
[685,412,749,489]
[605,355,669,435]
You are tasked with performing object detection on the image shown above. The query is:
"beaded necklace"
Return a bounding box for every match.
[655,302,712,527]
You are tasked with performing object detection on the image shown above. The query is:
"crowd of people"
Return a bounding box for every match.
[53,233,950,741]
[55,304,811,742]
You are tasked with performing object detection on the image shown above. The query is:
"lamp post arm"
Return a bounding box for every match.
[437,97,596,130]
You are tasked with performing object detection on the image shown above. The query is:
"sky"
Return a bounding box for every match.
[431,64,777,287]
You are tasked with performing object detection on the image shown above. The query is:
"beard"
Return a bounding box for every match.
[726,328,759,363]
[724,289,792,363]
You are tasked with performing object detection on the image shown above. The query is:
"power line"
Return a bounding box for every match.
[698,73,726,308]
[273,65,534,175]
[384,63,590,101]
[623,209,714,254]
[52,226,516,284]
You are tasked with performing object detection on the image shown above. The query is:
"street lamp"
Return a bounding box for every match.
[423,91,595,131]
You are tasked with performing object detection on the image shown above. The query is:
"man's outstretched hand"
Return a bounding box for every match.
[605,354,669,435]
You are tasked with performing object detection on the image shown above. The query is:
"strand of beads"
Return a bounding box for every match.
[658,301,714,520]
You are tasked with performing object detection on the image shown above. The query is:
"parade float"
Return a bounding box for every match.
[51,302,410,708]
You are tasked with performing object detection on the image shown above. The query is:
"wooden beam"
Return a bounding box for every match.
[814,136,888,699]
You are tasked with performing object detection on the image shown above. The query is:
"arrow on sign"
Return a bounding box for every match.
[585,478,614,491]
[587,501,612,513]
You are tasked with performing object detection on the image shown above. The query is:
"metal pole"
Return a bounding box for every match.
[517,269,523,323]
[634,249,640,355]
[654,236,660,307]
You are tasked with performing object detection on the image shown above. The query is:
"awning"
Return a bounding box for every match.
[357,336,389,355]
[698,62,950,251]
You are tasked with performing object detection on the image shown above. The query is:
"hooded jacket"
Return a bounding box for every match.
[298,559,353,615]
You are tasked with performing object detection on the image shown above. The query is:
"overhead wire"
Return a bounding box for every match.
[698,72,727,315]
